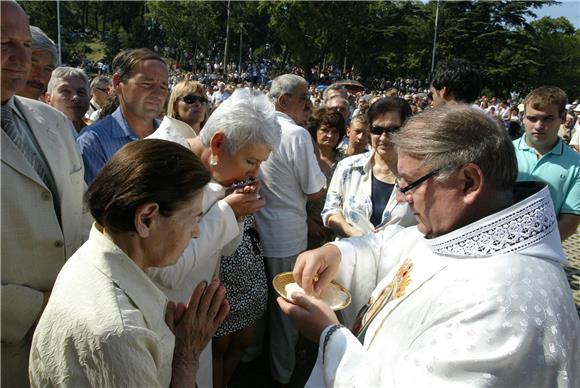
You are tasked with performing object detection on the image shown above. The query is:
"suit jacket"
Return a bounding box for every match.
[1,96,91,387]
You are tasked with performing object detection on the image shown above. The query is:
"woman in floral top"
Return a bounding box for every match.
[322,97,417,237]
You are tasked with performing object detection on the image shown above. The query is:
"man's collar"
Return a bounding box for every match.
[111,107,160,139]
[3,95,16,110]
[6,95,25,120]
[517,134,564,156]
[426,182,564,262]
[111,107,137,139]
[276,111,296,125]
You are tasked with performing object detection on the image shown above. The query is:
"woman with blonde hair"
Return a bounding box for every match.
[167,80,209,136]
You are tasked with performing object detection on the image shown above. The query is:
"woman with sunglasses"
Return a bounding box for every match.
[166,80,209,136]
[321,97,417,328]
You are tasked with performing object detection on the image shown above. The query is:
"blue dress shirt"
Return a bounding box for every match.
[76,107,160,184]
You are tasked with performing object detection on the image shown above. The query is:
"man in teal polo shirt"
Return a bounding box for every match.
[513,86,579,241]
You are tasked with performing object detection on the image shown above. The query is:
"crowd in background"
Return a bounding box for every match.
[2,6,579,388]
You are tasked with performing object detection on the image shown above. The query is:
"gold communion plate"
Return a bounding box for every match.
[273,272,351,311]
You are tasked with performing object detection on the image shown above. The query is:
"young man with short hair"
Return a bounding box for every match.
[513,86,580,241]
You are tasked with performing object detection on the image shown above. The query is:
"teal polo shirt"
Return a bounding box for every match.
[513,136,580,215]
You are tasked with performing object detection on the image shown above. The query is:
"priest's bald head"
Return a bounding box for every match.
[392,105,517,238]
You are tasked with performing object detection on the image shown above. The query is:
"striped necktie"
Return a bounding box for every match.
[1,104,58,198]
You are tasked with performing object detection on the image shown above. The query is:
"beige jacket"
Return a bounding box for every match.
[30,226,174,387]
[1,96,91,386]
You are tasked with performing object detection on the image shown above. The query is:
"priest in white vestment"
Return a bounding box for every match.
[279,105,579,388]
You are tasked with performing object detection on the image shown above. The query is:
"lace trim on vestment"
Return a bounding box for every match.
[429,191,556,257]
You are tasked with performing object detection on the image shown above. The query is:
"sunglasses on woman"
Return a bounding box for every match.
[370,125,401,135]
[181,95,208,104]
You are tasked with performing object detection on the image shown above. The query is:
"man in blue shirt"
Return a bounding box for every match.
[513,86,580,241]
[76,48,169,183]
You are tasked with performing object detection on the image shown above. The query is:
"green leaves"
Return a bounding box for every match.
[19,0,579,97]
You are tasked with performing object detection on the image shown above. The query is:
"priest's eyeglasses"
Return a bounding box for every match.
[395,170,440,195]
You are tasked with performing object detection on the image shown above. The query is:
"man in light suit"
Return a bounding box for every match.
[1,2,91,386]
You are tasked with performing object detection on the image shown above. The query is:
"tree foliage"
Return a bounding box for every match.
[19,0,580,98]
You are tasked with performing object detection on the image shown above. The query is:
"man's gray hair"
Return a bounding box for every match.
[200,88,281,155]
[90,75,111,90]
[268,74,308,104]
[30,26,58,67]
[323,83,347,101]
[392,104,517,190]
[47,67,90,94]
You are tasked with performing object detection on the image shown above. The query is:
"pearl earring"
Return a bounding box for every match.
[210,157,218,166]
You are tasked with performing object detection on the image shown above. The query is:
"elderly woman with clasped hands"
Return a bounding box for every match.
[29,140,229,387]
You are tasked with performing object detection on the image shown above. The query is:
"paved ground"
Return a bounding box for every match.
[563,226,580,314]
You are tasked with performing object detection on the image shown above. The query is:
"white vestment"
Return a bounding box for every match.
[308,184,579,387]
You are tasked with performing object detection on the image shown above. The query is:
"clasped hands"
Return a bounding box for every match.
[165,279,229,387]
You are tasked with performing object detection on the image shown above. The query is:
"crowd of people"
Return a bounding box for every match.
[2,1,579,387]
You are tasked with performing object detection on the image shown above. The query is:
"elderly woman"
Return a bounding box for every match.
[166,80,209,136]
[306,107,346,249]
[146,88,281,388]
[321,97,417,328]
[30,140,229,387]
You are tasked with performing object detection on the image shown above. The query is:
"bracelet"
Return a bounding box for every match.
[322,324,344,364]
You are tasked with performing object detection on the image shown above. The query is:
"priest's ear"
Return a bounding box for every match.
[457,163,485,205]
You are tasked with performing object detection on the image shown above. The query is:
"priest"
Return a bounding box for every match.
[280,104,579,387]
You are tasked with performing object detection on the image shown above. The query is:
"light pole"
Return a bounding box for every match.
[238,23,243,73]
[343,39,348,75]
[430,0,440,73]
[56,0,62,65]
[223,0,231,76]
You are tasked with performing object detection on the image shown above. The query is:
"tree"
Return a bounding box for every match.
[527,17,580,97]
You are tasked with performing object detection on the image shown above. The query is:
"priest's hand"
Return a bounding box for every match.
[277,292,339,343]
[293,244,341,297]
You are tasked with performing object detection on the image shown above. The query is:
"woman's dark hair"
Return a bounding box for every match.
[87,139,210,233]
[367,97,412,126]
[306,107,346,147]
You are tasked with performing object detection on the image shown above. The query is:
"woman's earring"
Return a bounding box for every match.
[210,156,218,166]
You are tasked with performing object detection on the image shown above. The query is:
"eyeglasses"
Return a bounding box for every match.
[181,95,208,104]
[395,169,439,194]
[95,87,110,93]
[370,125,401,135]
